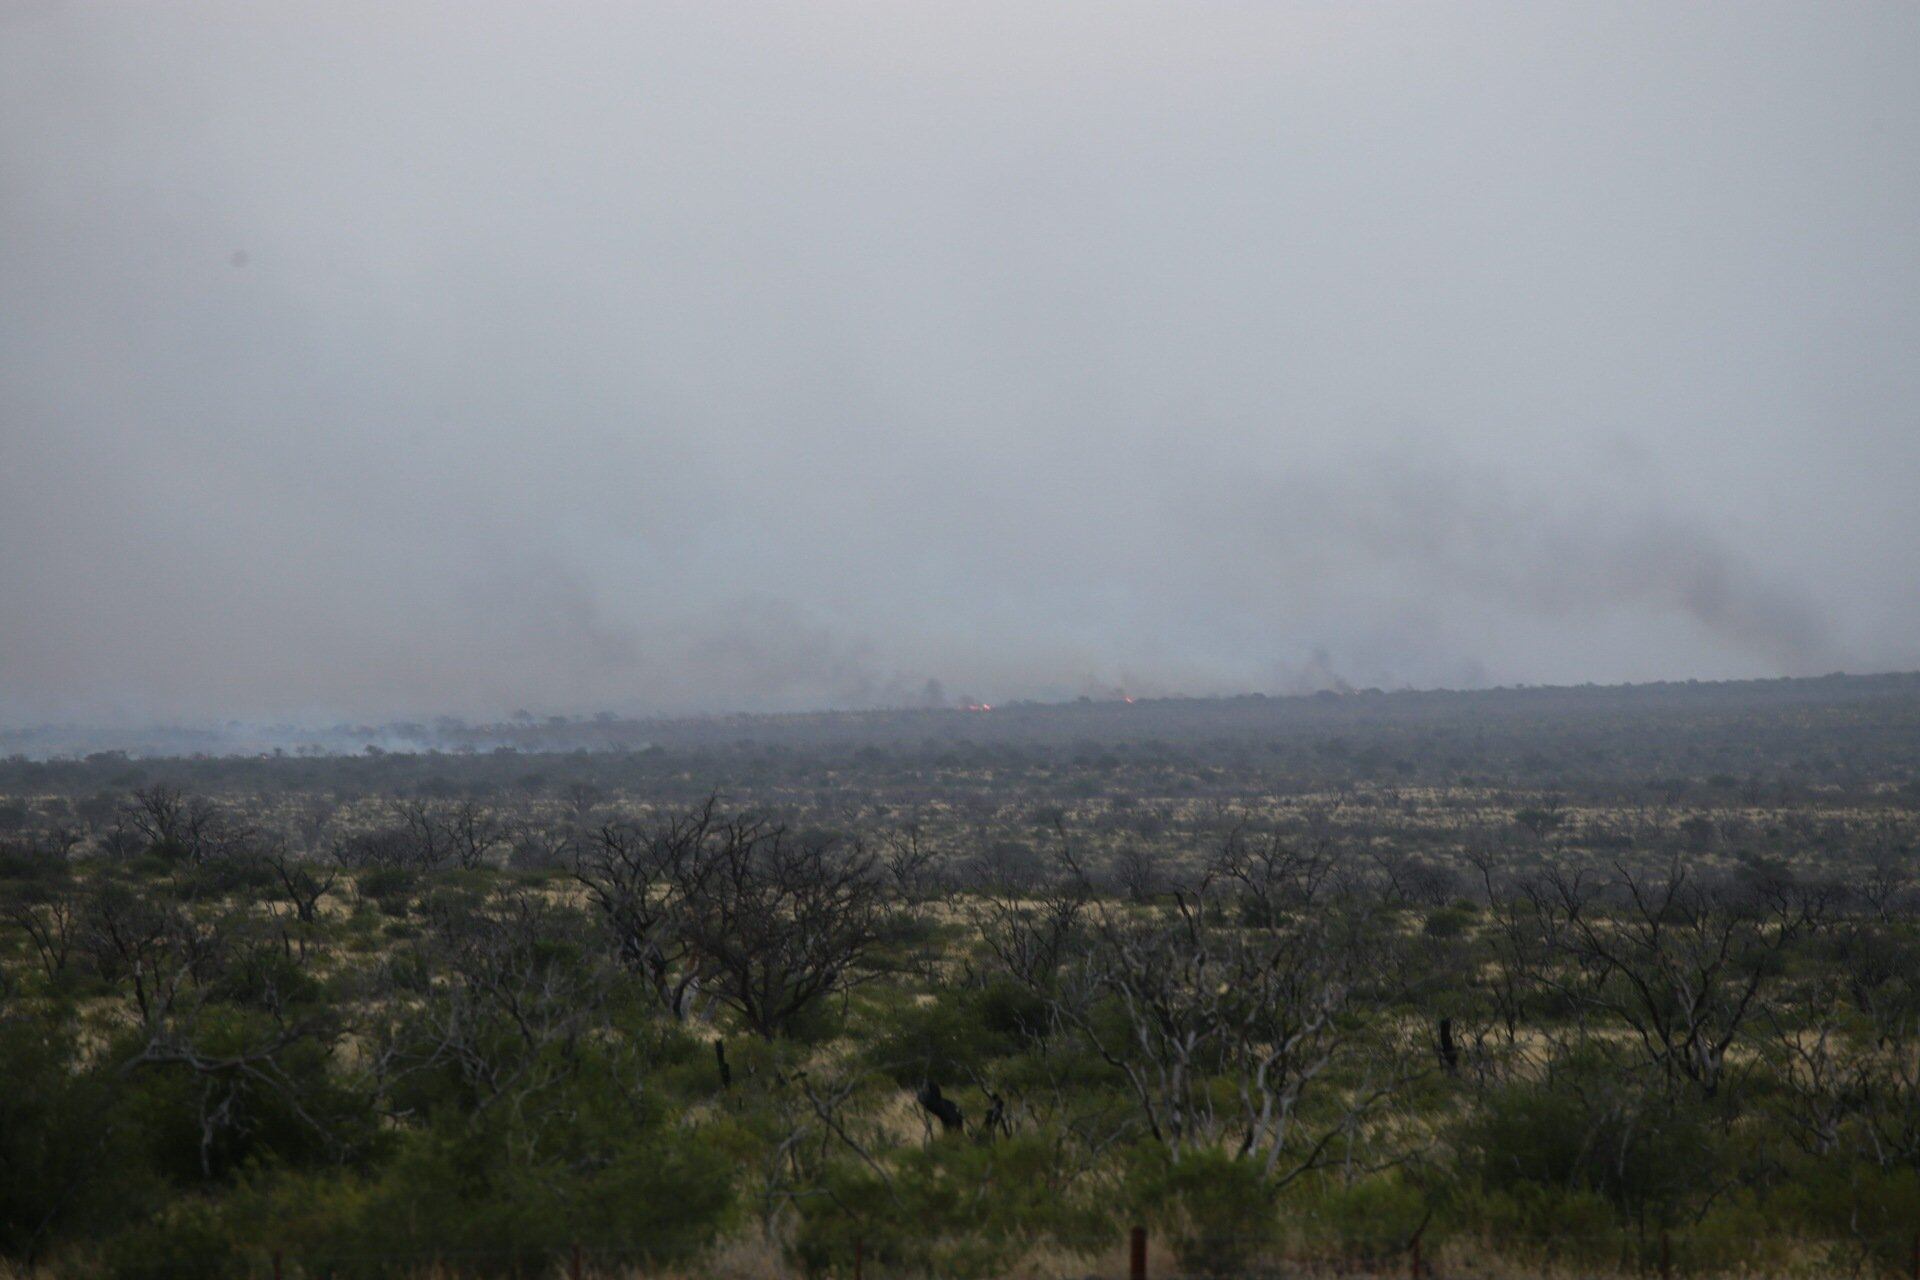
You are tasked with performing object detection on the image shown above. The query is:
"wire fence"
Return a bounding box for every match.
[89,1226,1920,1280]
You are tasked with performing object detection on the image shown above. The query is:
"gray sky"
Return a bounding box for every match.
[4,1,1918,722]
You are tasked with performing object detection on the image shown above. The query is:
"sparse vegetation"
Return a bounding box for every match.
[4,675,1920,1277]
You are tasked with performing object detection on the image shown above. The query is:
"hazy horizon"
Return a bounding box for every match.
[7,3,1919,725]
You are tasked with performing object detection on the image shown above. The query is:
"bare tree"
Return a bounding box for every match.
[72,880,341,1175]
[264,840,339,924]
[1521,859,1824,1098]
[367,887,619,1120]
[506,811,579,870]
[123,783,188,852]
[678,815,888,1039]
[1045,858,1415,1185]
[880,819,946,903]
[1107,843,1166,904]
[5,881,81,983]
[439,799,506,871]
[1829,910,1920,1168]
[122,784,251,863]
[968,852,1090,999]
[330,826,417,871]
[388,799,449,869]
[578,798,892,1037]
[1212,825,1335,927]
[575,798,721,1020]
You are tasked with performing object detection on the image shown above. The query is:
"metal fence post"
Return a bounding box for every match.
[1129,1225,1147,1280]
[854,1236,864,1280]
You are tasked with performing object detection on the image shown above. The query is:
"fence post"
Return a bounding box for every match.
[272,1249,282,1280]
[1658,1229,1671,1280]
[1909,1231,1917,1280]
[853,1237,864,1280]
[1410,1227,1423,1278]
[570,1241,582,1280]
[1129,1225,1147,1280]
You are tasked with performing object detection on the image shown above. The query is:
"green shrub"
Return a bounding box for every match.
[1296,1175,1431,1255]
[1125,1147,1279,1277]
[0,1019,155,1261]
[1458,1072,1723,1226]
[867,988,1009,1086]
[115,1013,377,1186]
[180,1108,734,1279]
[95,1198,244,1280]
[792,1132,1109,1279]
[354,867,416,912]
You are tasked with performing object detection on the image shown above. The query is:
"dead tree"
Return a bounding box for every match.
[575,798,722,1020]
[677,815,888,1039]
[264,842,339,924]
[123,784,250,863]
[1108,843,1167,904]
[367,886,616,1117]
[1046,865,1415,1185]
[578,798,890,1036]
[880,820,946,903]
[1524,859,1824,1098]
[968,850,1091,1001]
[438,800,506,871]
[73,882,341,1176]
[5,881,81,983]
[1211,826,1335,927]
[123,783,188,854]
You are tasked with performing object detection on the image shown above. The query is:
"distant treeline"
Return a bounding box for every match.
[5,672,1919,803]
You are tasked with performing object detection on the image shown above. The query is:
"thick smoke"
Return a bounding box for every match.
[2,2,1915,724]
[1203,465,1835,679]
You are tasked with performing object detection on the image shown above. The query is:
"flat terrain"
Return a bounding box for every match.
[4,674,1920,1278]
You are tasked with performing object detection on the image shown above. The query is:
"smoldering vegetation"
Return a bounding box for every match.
[9,669,1915,763]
